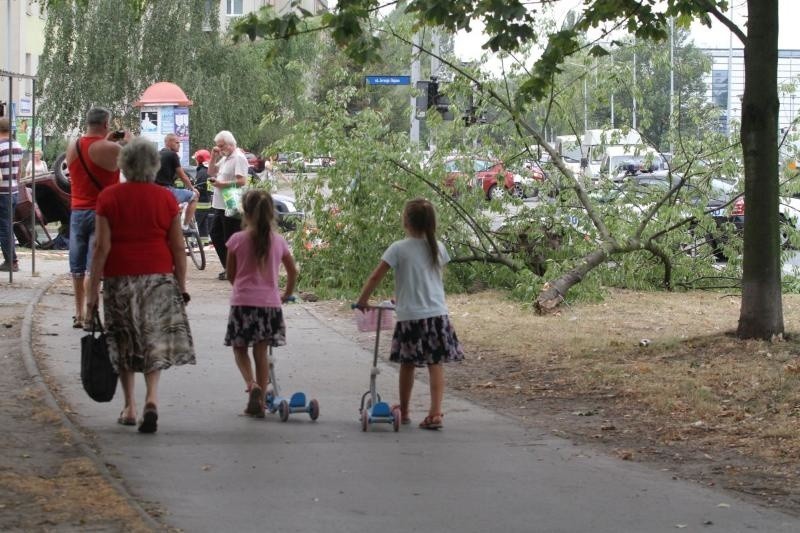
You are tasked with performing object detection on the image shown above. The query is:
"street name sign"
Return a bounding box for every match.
[365,75,411,86]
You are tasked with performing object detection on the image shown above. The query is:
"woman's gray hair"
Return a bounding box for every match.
[214,130,237,147]
[118,138,161,183]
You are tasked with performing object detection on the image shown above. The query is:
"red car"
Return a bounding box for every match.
[443,156,538,200]
[243,151,266,173]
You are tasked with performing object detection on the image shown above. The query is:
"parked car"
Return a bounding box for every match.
[597,151,669,182]
[728,193,800,249]
[609,174,736,259]
[443,156,537,200]
[304,155,335,170]
[276,152,305,172]
[243,151,266,173]
[272,193,305,232]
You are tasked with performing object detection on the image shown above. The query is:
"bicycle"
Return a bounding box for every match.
[181,202,206,270]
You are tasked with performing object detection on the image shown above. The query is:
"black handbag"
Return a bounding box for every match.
[80,311,118,402]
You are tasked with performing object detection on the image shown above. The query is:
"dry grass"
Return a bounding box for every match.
[439,289,800,511]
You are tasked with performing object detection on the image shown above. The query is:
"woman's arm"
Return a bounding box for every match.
[281,252,298,302]
[86,215,111,311]
[356,261,391,308]
[167,215,187,293]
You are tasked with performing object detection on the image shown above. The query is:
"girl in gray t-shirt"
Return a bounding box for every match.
[356,198,464,430]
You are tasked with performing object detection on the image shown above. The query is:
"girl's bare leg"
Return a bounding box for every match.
[252,341,269,393]
[399,363,415,419]
[233,346,255,389]
[427,363,444,419]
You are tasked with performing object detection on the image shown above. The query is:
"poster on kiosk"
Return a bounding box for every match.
[138,106,190,167]
[134,82,193,168]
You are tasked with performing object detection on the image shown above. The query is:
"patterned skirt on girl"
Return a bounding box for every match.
[225,306,286,347]
[390,315,464,367]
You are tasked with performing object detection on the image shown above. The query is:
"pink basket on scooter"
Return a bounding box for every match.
[354,306,395,332]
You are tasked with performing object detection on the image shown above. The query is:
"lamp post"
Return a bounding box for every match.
[564,61,589,133]
[632,35,637,130]
[669,16,674,155]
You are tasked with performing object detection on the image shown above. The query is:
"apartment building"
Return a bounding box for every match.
[218,0,329,31]
[0,0,47,145]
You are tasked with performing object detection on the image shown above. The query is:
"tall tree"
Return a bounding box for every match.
[250,0,782,340]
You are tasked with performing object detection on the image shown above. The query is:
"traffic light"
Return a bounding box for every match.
[415,79,452,120]
[0,101,5,117]
[415,79,439,117]
[427,79,439,110]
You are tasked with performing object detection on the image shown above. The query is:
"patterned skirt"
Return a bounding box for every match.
[390,315,464,367]
[225,306,286,348]
[103,274,196,374]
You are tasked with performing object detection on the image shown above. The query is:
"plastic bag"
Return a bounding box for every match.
[221,185,244,218]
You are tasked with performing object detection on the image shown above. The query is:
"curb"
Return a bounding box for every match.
[20,278,164,532]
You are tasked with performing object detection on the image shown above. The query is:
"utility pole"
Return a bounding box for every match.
[725,3,733,137]
[431,30,440,81]
[410,32,421,144]
[632,35,637,130]
[583,76,588,132]
[669,17,675,154]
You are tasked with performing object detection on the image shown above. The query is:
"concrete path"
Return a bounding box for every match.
[29,258,798,532]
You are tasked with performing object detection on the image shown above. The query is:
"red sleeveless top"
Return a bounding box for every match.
[68,136,121,210]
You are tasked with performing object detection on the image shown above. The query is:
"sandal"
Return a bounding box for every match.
[392,404,411,425]
[245,386,265,418]
[419,414,443,430]
[117,411,136,426]
[72,316,83,329]
[138,403,158,433]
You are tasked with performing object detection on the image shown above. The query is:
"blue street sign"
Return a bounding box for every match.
[365,75,411,86]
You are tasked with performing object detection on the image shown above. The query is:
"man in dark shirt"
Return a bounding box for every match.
[155,133,198,230]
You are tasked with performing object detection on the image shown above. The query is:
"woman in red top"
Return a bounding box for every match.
[87,138,196,434]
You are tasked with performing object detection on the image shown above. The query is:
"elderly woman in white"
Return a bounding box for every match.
[208,130,249,280]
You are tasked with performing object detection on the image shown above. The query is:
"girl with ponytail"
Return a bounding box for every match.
[224,189,298,418]
[356,198,464,430]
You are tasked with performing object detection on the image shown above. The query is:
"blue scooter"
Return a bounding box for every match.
[352,302,401,432]
[264,296,319,422]
[265,344,320,422]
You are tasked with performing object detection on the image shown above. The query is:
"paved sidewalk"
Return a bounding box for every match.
[24,259,799,532]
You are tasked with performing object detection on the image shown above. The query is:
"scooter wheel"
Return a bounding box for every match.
[279,400,290,422]
[361,409,369,432]
[309,399,320,421]
[392,407,401,432]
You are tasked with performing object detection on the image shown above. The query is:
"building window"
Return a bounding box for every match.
[226,0,243,15]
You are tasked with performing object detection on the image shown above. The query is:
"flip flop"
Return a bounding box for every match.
[117,412,136,426]
[419,414,443,430]
[138,403,158,433]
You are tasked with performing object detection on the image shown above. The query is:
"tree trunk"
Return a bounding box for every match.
[737,0,784,339]
[535,247,609,313]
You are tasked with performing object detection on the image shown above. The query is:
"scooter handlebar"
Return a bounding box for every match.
[351,301,396,311]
